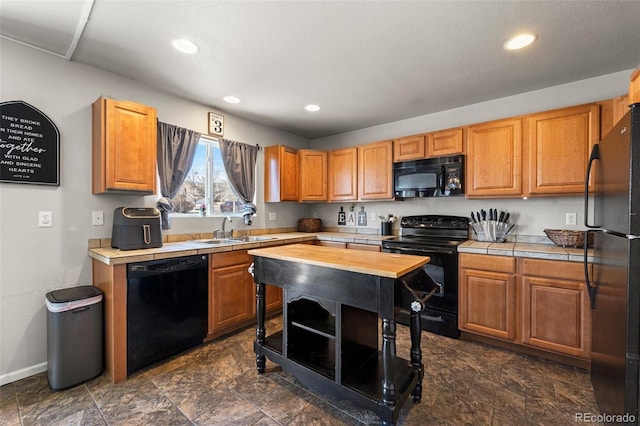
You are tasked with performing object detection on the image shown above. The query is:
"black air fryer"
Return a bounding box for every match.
[111,207,162,250]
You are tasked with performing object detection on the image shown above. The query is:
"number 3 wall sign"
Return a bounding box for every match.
[208,112,224,136]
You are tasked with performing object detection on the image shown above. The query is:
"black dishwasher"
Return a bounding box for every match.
[127,254,208,375]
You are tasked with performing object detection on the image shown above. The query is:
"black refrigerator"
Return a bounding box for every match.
[585,102,640,423]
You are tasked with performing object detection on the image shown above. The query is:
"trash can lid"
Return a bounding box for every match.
[46,286,103,304]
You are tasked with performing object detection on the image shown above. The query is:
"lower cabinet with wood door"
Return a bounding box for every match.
[208,249,282,340]
[520,258,591,360]
[459,253,592,367]
[459,253,517,341]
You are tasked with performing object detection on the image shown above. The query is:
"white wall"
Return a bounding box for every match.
[309,70,632,236]
[0,40,310,384]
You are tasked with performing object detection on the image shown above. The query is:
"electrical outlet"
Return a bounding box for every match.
[38,211,52,227]
[268,212,277,221]
[566,212,577,226]
[92,210,104,226]
[312,211,318,219]
[370,212,377,221]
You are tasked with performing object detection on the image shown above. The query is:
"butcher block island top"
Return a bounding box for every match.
[247,243,429,278]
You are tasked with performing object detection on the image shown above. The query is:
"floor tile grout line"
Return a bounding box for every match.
[83,382,111,426]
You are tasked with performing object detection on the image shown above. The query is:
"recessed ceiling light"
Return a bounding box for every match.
[305,104,320,112]
[504,33,537,51]
[172,38,199,54]
[223,96,240,104]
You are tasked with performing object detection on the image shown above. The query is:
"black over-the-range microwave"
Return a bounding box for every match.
[393,155,464,198]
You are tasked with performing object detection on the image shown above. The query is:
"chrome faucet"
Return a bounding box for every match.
[221,216,232,238]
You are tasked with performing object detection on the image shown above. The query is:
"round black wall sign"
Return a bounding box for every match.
[0,100,60,186]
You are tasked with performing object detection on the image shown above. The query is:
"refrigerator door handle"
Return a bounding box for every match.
[584,144,600,228]
[583,229,599,309]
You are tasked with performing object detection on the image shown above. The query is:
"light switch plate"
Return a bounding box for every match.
[38,211,52,227]
[268,212,277,221]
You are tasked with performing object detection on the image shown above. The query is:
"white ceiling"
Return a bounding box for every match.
[1,0,640,139]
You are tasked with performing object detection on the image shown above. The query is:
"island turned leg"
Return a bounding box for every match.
[410,308,424,403]
[381,318,396,411]
[255,282,266,373]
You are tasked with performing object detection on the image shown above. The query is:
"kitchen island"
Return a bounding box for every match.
[248,244,430,425]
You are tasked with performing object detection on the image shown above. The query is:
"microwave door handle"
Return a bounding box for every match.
[584,144,599,228]
[440,165,446,195]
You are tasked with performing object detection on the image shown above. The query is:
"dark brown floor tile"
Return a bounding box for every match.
[468,375,525,417]
[14,373,103,426]
[87,373,190,425]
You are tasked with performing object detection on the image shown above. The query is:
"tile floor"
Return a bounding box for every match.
[1,316,602,425]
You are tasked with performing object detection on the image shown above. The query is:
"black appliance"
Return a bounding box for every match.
[584,103,640,422]
[112,207,162,250]
[393,155,464,198]
[382,215,469,338]
[127,255,208,375]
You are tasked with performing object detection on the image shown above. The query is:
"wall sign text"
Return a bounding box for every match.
[0,100,60,186]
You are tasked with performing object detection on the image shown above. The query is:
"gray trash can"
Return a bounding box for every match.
[46,286,103,390]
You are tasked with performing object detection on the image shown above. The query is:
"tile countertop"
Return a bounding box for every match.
[458,240,594,263]
[88,232,594,266]
[87,232,396,266]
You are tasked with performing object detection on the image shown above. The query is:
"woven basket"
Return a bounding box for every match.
[544,229,594,248]
[298,218,322,232]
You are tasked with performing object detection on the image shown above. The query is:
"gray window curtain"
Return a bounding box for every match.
[219,139,259,225]
[156,121,201,229]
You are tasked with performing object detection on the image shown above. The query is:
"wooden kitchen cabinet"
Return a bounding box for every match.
[460,254,592,365]
[357,140,393,200]
[208,250,282,339]
[264,145,299,202]
[600,95,629,138]
[299,149,328,201]
[428,127,464,157]
[328,147,358,201]
[393,134,426,162]
[465,118,523,197]
[459,254,517,340]
[630,67,640,104]
[519,258,591,359]
[92,96,157,194]
[523,104,599,196]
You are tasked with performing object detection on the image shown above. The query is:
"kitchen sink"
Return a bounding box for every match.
[194,239,238,245]
[192,236,275,245]
[233,236,275,242]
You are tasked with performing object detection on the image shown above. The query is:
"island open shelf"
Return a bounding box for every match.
[249,244,430,425]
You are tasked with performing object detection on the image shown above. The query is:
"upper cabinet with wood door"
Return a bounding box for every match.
[428,127,464,157]
[599,95,629,138]
[299,149,328,201]
[358,140,394,200]
[630,67,640,104]
[92,97,157,194]
[465,118,523,198]
[393,134,425,162]
[264,145,299,202]
[523,104,599,196]
[328,147,358,201]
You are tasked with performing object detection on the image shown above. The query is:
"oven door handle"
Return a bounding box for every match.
[384,246,455,255]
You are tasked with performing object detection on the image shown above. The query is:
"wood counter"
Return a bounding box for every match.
[250,244,430,425]
[247,243,429,278]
